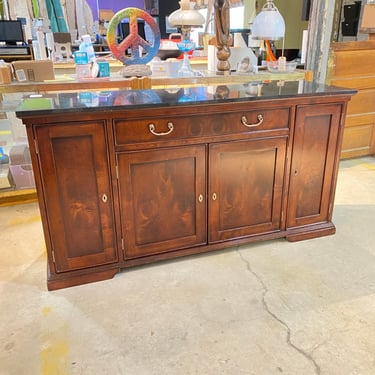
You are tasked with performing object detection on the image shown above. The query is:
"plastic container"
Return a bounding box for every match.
[266,61,297,73]
[150,60,182,77]
[9,164,35,189]
[75,64,91,80]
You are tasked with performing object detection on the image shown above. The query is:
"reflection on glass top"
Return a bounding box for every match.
[16,81,355,115]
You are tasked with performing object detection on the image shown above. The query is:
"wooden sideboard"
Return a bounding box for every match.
[327,41,375,159]
[16,82,355,290]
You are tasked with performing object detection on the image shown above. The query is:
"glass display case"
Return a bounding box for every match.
[0,66,307,205]
[0,92,37,204]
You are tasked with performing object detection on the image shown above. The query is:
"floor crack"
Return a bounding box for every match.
[237,248,321,375]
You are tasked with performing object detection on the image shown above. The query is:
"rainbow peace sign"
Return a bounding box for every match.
[106,8,160,65]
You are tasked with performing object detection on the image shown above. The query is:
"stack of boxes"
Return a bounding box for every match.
[342,1,362,37]
[73,34,110,80]
[73,50,92,79]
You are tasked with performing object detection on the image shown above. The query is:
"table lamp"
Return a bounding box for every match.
[251,0,285,41]
[168,0,205,77]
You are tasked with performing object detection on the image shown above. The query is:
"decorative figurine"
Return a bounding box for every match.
[214,0,231,75]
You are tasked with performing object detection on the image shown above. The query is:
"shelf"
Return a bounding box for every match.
[0,188,37,207]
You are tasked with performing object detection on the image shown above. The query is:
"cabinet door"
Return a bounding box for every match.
[118,146,206,258]
[287,104,342,229]
[35,121,117,272]
[209,137,287,243]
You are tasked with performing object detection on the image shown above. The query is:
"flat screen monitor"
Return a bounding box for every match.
[0,20,24,45]
[118,20,146,42]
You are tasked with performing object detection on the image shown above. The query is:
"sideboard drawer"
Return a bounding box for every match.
[113,107,290,146]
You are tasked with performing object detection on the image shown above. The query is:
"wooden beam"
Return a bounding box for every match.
[305,0,336,84]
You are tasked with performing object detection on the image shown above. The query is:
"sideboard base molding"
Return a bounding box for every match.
[286,222,336,243]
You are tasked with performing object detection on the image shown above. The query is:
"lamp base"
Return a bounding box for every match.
[177,39,196,78]
[178,52,194,77]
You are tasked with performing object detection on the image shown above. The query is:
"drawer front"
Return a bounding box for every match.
[114,107,290,146]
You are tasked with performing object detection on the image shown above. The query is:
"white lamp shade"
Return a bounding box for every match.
[251,8,285,40]
[168,9,205,27]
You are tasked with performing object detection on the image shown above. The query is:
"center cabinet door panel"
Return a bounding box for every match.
[118,146,207,259]
[209,137,287,243]
[35,121,117,273]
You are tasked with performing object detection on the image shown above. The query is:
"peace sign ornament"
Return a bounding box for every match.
[106,8,161,66]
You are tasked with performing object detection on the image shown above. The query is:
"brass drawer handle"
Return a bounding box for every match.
[241,114,264,128]
[149,122,174,136]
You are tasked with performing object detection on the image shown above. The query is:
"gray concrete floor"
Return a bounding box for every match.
[0,157,374,375]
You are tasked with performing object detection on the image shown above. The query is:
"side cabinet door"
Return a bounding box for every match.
[209,137,287,243]
[118,146,206,258]
[35,121,117,272]
[287,104,342,228]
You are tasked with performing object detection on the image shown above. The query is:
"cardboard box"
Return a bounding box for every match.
[9,144,31,165]
[0,63,12,84]
[360,4,375,32]
[12,60,55,82]
[0,164,13,189]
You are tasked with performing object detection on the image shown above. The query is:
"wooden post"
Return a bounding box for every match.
[305,0,336,84]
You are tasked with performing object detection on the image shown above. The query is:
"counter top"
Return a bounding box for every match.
[16,81,356,118]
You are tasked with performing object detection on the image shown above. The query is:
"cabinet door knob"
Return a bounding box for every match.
[241,114,264,128]
[149,122,174,136]
[212,193,217,201]
[198,194,204,203]
[102,193,108,203]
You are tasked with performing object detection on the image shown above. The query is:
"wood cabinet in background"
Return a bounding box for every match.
[17,87,353,290]
[327,41,375,159]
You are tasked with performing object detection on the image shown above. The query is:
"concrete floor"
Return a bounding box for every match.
[0,156,374,375]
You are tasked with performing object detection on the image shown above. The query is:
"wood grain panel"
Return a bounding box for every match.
[346,89,375,115]
[118,146,207,258]
[333,49,375,76]
[341,124,375,158]
[331,76,375,90]
[209,137,287,242]
[114,108,290,146]
[35,121,117,272]
[288,104,341,228]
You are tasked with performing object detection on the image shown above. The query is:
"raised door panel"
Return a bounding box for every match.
[118,146,206,258]
[209,137,287,243]
[35,121,117,272]
[287,104,342,228]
